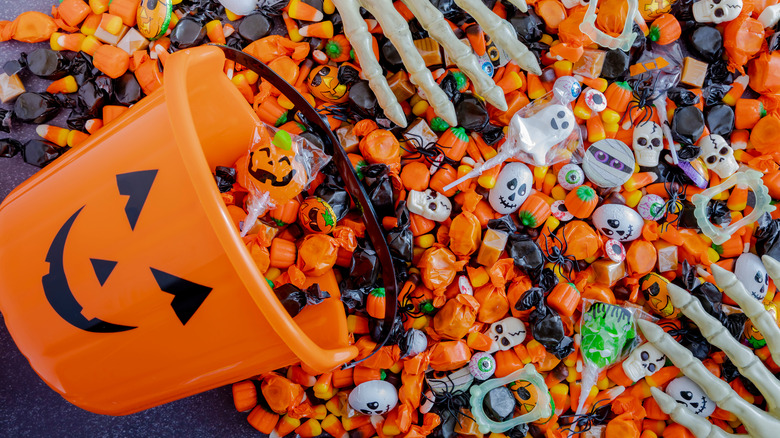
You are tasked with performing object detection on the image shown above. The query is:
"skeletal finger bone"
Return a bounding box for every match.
[664,282,780,418]
[650,387,740,438]
[712,261,780,363]
[332,0,408,127]
[402,0,507,111]
[640,319,780,437]
[359,0,458,126]
[453,0,542,76]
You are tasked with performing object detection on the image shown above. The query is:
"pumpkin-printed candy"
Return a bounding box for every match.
[298,197,337,234]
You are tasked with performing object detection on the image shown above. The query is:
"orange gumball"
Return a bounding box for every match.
[359,129,401,173]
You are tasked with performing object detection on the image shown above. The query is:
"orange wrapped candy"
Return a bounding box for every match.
[432,294,479,340]
[243,35,310,64]
[448,211,482,257]
[474,258,516,323]
[359,129,401,173]
[723,14,765,72]
[596,0,630,37]
[626,239,657,276]
[418,246,466,305]
[0,11,57,43]
[429,340,472,371]
[540,220,601,261]
[261,373,306,415]
[296,234,339,276]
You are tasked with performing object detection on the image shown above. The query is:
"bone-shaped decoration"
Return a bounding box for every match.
[639,255,780,437]
[332,0,541,128]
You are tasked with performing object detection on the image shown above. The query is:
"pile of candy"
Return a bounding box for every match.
[4,0,780,437]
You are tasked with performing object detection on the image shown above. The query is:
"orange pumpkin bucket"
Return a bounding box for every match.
[0,46,361,415]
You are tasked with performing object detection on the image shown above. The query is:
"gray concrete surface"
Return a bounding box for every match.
[0,2,261,436]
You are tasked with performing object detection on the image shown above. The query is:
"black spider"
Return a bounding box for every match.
[661,181,688,227]
[559,398,612,435]
[542,230,579,283]
[424,375,475,428]
[400,131,459,169]
[621,75,659,128]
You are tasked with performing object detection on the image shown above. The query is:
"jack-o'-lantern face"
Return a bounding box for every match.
[508,379,555,424]
[744,302,779,348]
[137,0,172,40]
[299,197,336,234]
[641,273,681,319]
[307,65,349,103]
[237,126,306,204]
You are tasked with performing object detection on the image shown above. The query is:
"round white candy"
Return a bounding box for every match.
[348,380,399,416]
[592,204,643,242]
[665,377,716,417]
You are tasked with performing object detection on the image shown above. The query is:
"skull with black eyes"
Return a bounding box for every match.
[633,121,663,167]
[488,162,533,215]
[407,189,452,222]
[698,134,738,178]
[665,376,716,417]
[622,343,666,382]
[692,0,743,24]
[487,317,526,353]
[735,252,770,301]
[592,204,644,242]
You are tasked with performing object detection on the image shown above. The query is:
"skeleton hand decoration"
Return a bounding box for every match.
[638,255,780,438]
[332,0,541,128]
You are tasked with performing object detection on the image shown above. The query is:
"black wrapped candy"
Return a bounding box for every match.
[13,93,61,124]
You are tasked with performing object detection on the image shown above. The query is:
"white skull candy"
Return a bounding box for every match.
[698,134,738,178]
[735,253,769,301]
[622,343,667,382]
[633,121,663,167]
[665,376,716,417]
[692,0,743,24]
[487,317,526,353]
[407,189,452,222]
[488,162,533,215]
[509,104,576,166]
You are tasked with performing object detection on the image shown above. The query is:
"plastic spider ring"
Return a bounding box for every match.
[469,364,552,434]
[691,170,776,245]
[579,0,639,51]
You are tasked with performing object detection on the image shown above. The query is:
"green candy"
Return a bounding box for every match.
[580,302,636,369]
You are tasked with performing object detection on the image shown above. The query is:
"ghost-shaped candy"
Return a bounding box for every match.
[488,162,533,215]
[665,377,716,417]
[735,252,769,301]
[508,104,576,166]
[592,204,644,242]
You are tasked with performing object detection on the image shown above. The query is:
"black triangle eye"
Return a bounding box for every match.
[518,183,526,197]
[507,178,517,191]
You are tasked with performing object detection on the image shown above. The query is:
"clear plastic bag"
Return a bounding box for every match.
[236,122,330,236]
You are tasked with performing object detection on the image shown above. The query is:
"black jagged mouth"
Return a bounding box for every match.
[498,195,517,210]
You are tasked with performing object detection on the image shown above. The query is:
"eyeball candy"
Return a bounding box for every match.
[582,139,635,188]
[348,380,398,416]
[552,76,582,104]
[469,352,497,380]
[592,204,644,242]
[488,162,533,215]
[583,88,607,113]
[551,200,574,221]
[557,163,585,190]
[604,239,626,263]
[637,194,666,221]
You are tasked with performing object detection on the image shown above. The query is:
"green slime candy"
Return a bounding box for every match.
[580,302,636,369]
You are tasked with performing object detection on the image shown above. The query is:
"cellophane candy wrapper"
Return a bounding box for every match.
[236,122,329,236]
[506,76,584,167]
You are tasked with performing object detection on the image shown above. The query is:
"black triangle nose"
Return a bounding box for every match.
[508,193,515,201]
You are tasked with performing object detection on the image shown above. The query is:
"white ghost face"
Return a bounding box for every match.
[692,0,743,24]
[348,380,398,416]
[622,343,666,382]
[665,377,716,417]
[633,121,663,167]
[735,253,769,301]
[487,317,526,353]
[407,189,452,222]
[592,204,644,242]
[488,162,533,215]
[698,134,738,178]
[511,104,576,166]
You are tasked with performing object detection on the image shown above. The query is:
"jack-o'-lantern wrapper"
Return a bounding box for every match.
[236,123,329,236]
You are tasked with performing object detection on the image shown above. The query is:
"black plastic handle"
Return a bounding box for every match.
[217,46,398,366]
